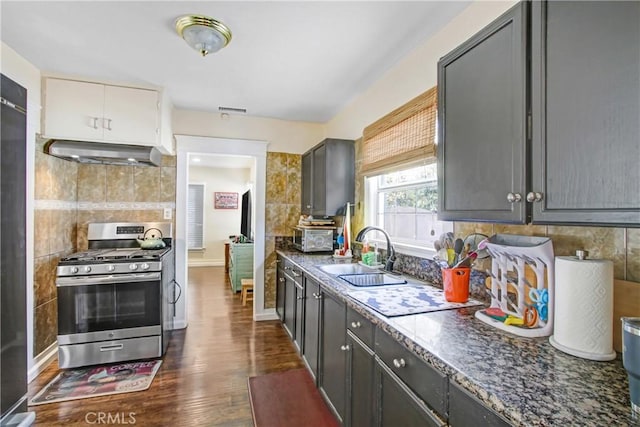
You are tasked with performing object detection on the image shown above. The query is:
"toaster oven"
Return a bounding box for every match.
[292,227,335,253]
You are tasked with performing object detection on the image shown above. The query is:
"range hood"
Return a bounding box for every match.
[45,140,162,167]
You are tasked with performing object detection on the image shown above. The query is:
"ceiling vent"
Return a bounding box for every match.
[218,106,247,114]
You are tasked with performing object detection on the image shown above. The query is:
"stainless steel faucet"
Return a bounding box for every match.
[355,226,396,272]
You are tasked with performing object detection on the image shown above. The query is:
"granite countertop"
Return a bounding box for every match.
[277,250,638,427]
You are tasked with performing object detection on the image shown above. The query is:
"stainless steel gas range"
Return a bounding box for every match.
[55,222,179,369]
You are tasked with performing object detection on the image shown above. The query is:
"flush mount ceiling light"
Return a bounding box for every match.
[175,15,232,57]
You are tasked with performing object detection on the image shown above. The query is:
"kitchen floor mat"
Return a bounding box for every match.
[29,360,162,405]
[346,284,483,317]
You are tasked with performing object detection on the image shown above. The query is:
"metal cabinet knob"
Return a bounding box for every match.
[296,296,304,300]
[313,293,322,300]
[350,321,361,328]
[279,278,285,282]
[393,358,406,368]
[292,271,301,277]
[284,266,291,271]
[507,192,522,203]
[306,205,312,209]
[526,192,544,203]
[340,345,350,351]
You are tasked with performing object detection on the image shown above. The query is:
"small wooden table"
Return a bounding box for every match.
[224,241,230,273]
[241,279,254,306]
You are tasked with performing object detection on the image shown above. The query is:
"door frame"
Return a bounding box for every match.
[175,135,271,327]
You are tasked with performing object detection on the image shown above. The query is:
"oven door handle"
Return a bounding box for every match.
[99,343,124,352]
[56,272,161,287]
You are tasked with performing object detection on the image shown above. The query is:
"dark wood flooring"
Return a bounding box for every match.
[27,266,304,426]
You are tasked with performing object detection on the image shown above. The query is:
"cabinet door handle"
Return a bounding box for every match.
[100,344,124,352]
[296,296,304,300]
[350,321,361,328]
[292,271,301,277]
[393,358,406,368]
[284,266,291,271]
[104,118,112,131]
[340,345,350,351]
[313,293,322,300]
[279,278,285,283]
[506,192,522,203]
[526,192,544,203]
[91,117,99,129]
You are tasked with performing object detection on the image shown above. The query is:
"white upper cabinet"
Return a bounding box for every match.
[42,77,173,154]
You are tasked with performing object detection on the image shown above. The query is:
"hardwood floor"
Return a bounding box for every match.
[28,267,304,426]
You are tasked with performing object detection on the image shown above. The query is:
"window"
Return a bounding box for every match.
[365,163,452,256]
[187,183,205,250]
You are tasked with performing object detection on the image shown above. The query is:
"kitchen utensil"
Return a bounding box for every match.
[463,233,490,259]
[136,228,166,249]
[453,251,477,268]
[453,238,464,265]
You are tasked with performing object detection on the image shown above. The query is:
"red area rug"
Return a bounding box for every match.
[248,368,338,427]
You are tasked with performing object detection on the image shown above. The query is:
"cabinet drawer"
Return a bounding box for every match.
[347,307,375,349]
[448,381,510,427]
[375,329,447,418]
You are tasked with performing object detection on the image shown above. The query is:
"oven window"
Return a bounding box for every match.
[57,281,161,335]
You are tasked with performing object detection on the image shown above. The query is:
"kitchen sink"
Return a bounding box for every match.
[337,272,407,287]
[316,263,377,276]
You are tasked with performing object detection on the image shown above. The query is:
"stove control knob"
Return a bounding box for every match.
[106,265,116,272]
[141,263,150,271]
[129,264,139,271]
[83,266,92,273]
[70,266,79,274]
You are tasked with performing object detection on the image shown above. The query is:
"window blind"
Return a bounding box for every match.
[361,86,437,176]
[187,183,205,250]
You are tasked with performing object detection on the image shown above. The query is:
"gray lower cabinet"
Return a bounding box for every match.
[318,289,347,424]
[448,381,511,427]
[301,138,355,217]
[302,276,321,382]
[530,0,640,225]
[438,0,640,226]
[276,256,285,321]
[437,2,528,224]
[282,262,300,340]
[346,331,375,427]
[376,359,444,427]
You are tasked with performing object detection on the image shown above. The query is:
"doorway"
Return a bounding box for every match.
[174,135,270,328]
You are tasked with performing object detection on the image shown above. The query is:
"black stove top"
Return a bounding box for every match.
[60,247,172,264]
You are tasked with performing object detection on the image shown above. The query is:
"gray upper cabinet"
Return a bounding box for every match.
[301,138,355,217]
[437,2,528,223]
[438,0,640,226]
[530,1,640,226]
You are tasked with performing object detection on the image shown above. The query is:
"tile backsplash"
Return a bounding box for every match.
[32,137,176,357]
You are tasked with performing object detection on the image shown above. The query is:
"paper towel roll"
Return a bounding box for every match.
[549,256,616,361]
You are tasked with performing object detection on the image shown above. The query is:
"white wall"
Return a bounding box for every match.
[172,109,325,154]
[188,166,251,266]
[326,1,517,139]
[1,42,43,378]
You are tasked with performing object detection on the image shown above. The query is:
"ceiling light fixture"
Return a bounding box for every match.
[175,15,232,57]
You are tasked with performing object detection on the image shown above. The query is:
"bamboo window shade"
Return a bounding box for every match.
[361,86,437,176]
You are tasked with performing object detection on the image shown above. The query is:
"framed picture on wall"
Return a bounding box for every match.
[214,192,238,209]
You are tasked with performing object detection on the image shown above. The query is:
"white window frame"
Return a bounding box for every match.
[187,182,206,250]
[364,163,452,259]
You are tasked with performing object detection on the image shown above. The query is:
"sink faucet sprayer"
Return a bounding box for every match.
[355,226,396,272]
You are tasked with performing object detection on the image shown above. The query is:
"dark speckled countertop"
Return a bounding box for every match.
[277,250,639,427]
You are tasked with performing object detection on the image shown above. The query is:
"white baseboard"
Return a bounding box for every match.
[28,342,57,383]
[255,309,279,321]
[187,259,224,267]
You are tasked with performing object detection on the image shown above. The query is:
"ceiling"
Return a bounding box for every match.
[1,1,470,123]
